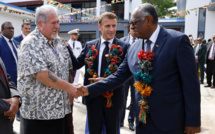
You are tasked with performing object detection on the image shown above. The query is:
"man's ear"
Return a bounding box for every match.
[98,24,101,32]
[37,20,43,28]
[147,16,154,25]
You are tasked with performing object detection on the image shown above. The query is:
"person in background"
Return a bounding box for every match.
[0,21,18,85]
[13,22,31,43]
[0,58,21,134]
[67,28,83,103]
[195,37,207,84]
[189,34,194,46]
[205,34,215,88]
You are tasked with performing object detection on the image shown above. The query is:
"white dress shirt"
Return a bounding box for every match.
[208,43,215,59]
[68,39,83,58]
[144,25,160,51]
[98,36,114,77]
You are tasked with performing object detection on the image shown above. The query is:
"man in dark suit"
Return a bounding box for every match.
[0,21,18,86]
[13,22,31,43]
[79,3,201,134]
[205,34,215,88]
[0,58,20,134]
[195,37,207,84]
[120,26,138,131]
[68,12,129,134]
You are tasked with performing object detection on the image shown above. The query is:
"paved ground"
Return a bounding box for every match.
[13,68,215,134]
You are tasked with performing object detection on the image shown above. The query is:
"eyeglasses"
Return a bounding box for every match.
[129,17,147,26]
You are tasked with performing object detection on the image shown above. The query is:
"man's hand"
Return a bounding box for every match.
[196,58,198,63]
[184,126,201,134]
[88,77,105,82]
[67,83,82,98]
[77,86,89,96]
[3,97,19,121]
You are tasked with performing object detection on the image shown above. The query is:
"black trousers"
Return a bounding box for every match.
[87,96,121,134]
[22,116,69,134]
[206,60,215,86]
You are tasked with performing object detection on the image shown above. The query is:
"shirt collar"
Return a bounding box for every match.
[147,25,160,44]
[2,35,13,42]
[21,31,26,38]
[101,36,114,45]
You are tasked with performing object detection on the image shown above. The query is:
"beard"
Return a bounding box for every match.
[51,33,59,39]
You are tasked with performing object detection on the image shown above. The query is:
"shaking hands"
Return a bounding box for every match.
[68,77,105,98]
[68,83,89,98]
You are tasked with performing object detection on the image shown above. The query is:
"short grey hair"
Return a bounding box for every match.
[35,5,58,25]
[133,3,158,24]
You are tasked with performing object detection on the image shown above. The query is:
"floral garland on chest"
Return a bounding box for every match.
[133,49,155,124]
[85,39,123,108]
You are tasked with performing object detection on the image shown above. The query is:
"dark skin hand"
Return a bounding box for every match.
[184,126,201,134]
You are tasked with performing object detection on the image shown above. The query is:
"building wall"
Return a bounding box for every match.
[205,10,215,40]
[185,0,213,39]
[0,14,24,37]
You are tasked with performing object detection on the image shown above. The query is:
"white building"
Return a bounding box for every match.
[0,1,35,36]
[184,0,215,40]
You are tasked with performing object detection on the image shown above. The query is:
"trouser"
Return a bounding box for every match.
[22,116,69,134]
[206,60,215,86]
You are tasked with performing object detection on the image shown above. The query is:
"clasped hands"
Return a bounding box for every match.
[68,77,105,98]
[67,83,88,98]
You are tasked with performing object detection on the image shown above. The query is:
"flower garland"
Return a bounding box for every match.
[85,42,123,108]
[133,50,155,124]
[102,44,123,108]
[85,45,98,81]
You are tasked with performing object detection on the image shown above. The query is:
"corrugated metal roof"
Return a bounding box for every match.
[0,1,35,13]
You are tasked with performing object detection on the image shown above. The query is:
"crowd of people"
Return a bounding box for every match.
[0,3,202,134]
[190,35,215,88]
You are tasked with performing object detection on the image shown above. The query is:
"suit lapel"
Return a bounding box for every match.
[1,35,17,61]
[152,26,167,64]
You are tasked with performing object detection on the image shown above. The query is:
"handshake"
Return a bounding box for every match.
[68,83,89,98]
[67,77,105,98]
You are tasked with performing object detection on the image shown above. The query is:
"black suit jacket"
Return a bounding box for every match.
[0,58,18,134]
[197,43,207,63]
[67,37,130,105]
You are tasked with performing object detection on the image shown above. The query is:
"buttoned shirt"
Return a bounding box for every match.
[129,35,136,45]
[17,27,72,120]
[144,25,160,51]
[208,42,215,59]
[98,37,114,77]
[68,39,82,58]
